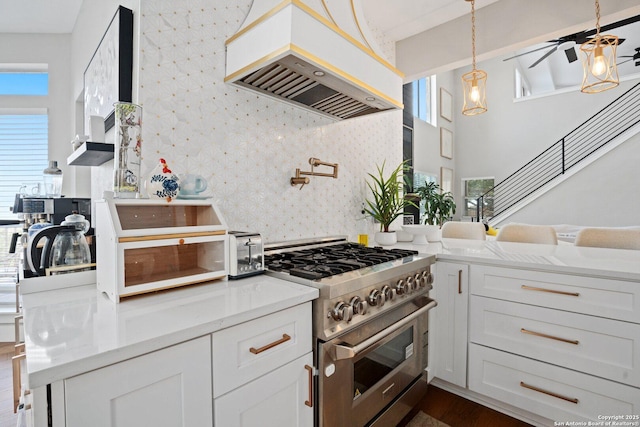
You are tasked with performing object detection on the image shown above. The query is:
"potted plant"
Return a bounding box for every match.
[415,181,456,241]
[364,160,417,245]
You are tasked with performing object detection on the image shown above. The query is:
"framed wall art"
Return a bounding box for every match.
[440,127,453,159]
[440,167,453,194]
[83,6,134,135]
[440,87,453,122]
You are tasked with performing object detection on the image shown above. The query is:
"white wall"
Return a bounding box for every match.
[0,34,73,195]
[70,0,402,242]
[413,71,456,193]
[447,53,640,226]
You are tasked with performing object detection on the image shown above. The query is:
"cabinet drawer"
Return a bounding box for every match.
[469,343,640,424]
[214,352,313,427]
[212,302,312,397]
[470,265,640,323]
[470,295,640,387]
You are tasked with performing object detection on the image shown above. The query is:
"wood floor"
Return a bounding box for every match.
[399,385,533,427]
[0,341,531,427]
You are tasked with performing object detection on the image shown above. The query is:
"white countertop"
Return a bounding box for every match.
[393,238,640,281]
[21,274,318,389]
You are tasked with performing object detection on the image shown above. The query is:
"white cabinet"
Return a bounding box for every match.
[431,261,468,387]
[469,344,640,422]
[214,352,314,427]
[468,264,640,423]
[212,302,314,427]
[64,336,213,427]
[212,302,312,397]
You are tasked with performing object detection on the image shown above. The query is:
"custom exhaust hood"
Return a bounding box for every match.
[225,0,404,120]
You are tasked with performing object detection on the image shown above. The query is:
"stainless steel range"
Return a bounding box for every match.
[264,236,437,427]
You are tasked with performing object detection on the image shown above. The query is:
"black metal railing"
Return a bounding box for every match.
[476,81,640,222]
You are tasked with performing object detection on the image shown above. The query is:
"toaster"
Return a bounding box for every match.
[228,231,264,279]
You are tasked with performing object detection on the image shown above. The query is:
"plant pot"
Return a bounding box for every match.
[374,231,397,246]
[425,225,441,242]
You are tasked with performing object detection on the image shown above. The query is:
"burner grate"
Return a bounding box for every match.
[264,243,418,279]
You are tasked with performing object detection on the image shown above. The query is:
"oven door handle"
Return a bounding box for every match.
[332,298,437,361]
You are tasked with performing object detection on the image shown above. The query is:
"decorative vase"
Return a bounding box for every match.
[374,231,397,246]
[113,102,142,198]
[146,158,180,202]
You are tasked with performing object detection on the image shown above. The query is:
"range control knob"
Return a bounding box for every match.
[424,271,434,285]
[415,272,423,287]
[382,285,393,302]
[395,279,406,295]
[405,276,415,293]
[329,301,353,322]
[368,289,385,307]
[350,296,368,315]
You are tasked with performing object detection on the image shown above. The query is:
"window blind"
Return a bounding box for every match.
[0,112,48,220]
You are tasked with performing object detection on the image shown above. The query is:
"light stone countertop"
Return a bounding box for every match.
[21,274,318,389]
[20,238,640,389]
[393,238,640,281]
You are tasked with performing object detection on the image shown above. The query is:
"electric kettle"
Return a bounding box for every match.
[27,213,92,276]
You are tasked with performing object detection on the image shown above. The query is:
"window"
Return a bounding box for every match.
[0,67,49,221]
[412,75,436,124]
[462,177,494,219]
[0,72,48,95]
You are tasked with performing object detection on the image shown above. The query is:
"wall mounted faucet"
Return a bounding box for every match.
[290,158,339,189]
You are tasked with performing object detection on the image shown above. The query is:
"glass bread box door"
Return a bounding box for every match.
[96,197,228,303]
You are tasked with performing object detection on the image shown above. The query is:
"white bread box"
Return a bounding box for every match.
[95,194,228,302]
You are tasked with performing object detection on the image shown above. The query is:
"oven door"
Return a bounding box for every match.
[318,296,436,427]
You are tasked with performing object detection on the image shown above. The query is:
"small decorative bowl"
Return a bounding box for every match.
[401,225,433,244]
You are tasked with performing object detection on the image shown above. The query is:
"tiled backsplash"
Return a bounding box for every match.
[96,0,402,243]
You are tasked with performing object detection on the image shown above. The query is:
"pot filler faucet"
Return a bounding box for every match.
[290,157,338,189]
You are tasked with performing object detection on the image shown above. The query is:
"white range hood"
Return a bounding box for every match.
[225,0,404,120]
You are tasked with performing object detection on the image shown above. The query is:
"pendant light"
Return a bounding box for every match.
[580,0,619,93]
[461,0,487,116]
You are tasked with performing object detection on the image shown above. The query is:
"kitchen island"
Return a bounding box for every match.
[18,274,318,426]
[397,238,640,426]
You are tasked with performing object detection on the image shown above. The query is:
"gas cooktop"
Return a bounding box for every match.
[264,242,419,280]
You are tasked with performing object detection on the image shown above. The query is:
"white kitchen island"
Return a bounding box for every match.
[397,238,640,427]
[18,274,318,427]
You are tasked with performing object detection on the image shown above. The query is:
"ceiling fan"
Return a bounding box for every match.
[618,47,640,66]
[504,14,640,69]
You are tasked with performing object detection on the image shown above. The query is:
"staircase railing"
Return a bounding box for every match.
[476,81,640,222]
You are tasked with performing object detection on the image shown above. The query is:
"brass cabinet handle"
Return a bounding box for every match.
[12,344,26,413]
[304,365,313,407]
[249,333,291,354]
[520,381,579,404]
[521,328,579,345]
[458,269,463,294]
[521,285,580,297]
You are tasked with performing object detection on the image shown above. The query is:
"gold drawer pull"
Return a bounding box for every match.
[520,381,579,404]
[249,333,291,354]
[521,285,579,297]
[521,328,579,345]
[305,365,313,407]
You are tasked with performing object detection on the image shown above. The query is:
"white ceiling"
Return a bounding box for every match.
[0,0,83,33]
[1,0,638,96]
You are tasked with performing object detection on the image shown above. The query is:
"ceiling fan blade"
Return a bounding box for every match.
[503,44,556,62]
[617,58,633,65]
[599,14,640,33]
[529,46,557,68]
[564,47,578,63]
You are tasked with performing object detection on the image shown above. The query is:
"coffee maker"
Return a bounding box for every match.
[10,196,93,278]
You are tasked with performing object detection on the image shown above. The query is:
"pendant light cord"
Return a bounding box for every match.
[471,0,477,70]
[594,0,601,35]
